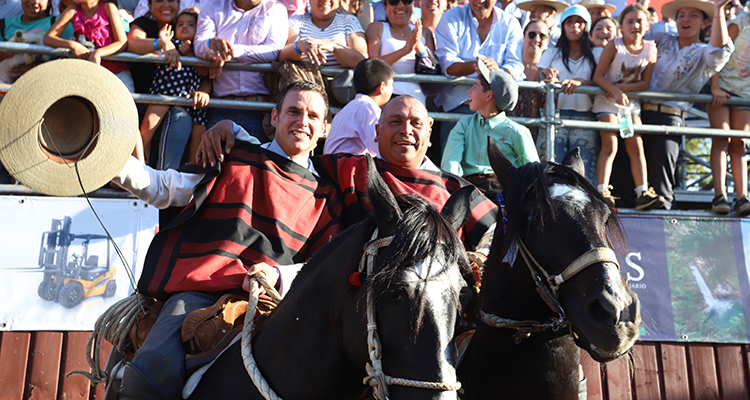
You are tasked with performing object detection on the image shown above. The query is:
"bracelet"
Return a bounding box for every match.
[416,49,428,58]
[293,41,302,54]
[153,38,159,51]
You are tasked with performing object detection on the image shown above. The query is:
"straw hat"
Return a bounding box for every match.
[516,0,569,13]
[661,0,714,19]
[0,59,137,196]
[580,0,617,13]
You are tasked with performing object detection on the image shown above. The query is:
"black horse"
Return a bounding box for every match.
[458,143,641,399]
[189,157,475,400]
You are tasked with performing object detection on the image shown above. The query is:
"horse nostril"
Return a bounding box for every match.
[587,297,619,326]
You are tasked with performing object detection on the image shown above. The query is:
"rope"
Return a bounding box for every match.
[67,294,148,384]
[480,310,568,344]
[241,274,282,400]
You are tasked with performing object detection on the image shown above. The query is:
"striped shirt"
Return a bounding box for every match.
[290,12,364,67]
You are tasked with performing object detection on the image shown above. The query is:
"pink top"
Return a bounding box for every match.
[72,2,126,74]
[194,0,288,97]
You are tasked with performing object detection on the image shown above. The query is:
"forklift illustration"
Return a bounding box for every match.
[37,216,116,308]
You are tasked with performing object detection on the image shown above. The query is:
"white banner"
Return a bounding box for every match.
[0,196,158,331]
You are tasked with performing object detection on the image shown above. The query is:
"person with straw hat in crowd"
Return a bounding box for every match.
[580,0,617,21]
[633,0,734,210]
[516,0,568,45]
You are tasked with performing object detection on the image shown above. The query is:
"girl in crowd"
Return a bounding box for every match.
[366,0,436,104]
[136,10,210,165]
[593,4,662,210]
[44,0,131,90]
[590,16,619,47]
[0,0,74,64]
[508,19,549,141]
[538,5,600,183]
[707,9,750,215]
[640,0,733,210]
[279,0,367,68]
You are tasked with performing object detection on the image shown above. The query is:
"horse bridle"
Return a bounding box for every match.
[480,236,620,343]
[360,230,463,400]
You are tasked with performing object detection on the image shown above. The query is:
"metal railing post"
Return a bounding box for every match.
[543,81,557,162]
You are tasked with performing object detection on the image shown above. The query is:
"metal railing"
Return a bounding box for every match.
[2,41,749,199]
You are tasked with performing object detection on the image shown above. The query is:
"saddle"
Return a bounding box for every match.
[128,293,277,369]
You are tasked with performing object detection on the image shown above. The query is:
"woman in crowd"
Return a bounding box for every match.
[707,7,750,215]
[366,0,436,104]
[279,0,367,68]
[507,19,549,142]
[419,0,445,34]
[537,5,601,183]
[590,16,618,47]
[640,0,733,210]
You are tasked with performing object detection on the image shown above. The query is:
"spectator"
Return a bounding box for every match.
[434,0,524,154]
[194,0,288,143]
[420,0,446,34]
[324,58,394,155]
[650,4,678,35]
[648,6,659,24]
[581,0,616,22]
[707,9,750,215]
[0,0,22,19]
[44,0,132,91]
[0,0,75,69]
[366,0,436,103]
[278,0,367,69]
[132,0,197,18]
[537,4,601,183]
[593,4,663,210]
[134,10,211,166]
[590,16,619,47]
[516,0,568,45]
[507,19,548,143]
[639,0,733,210]
[339,0,374,31]
[442,64,538,199]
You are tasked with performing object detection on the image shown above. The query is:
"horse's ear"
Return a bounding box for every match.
[488,138,516,189]
[441,185,474,231]
[560,148,585,176]
[365,154,402,233]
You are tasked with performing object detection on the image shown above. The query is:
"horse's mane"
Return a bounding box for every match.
[369,194,472,333]
[504,162,625,247]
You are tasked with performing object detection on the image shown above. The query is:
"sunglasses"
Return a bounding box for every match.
[387,0,413,6]
[527,31,549,40]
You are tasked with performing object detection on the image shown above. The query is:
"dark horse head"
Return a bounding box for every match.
[457,142,640,399]
[191,156,474,400]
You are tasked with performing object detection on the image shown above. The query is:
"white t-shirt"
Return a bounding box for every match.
[538,46,602,112]
[719,12,750,98]
[290,12,364,67]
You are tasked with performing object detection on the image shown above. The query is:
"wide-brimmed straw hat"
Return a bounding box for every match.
[517,0,569,14]
[661,0,714,19]
[0,59,137,196]
[580,0,617,13]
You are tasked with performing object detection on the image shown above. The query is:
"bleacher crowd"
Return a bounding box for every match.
[1,0,749,213]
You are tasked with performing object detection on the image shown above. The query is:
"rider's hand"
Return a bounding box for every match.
[243,262,280,294]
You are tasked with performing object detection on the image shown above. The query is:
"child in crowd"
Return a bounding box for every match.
[590,16,619,47]
[134,10,211,165]
[44,0,131,90]
[593,4,663,210]
[323,58,394,155]
[707,10,750,215]
[538,5,601,184]
[441,62,538,199]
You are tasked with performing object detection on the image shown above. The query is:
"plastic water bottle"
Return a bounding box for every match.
[617,104,635,139]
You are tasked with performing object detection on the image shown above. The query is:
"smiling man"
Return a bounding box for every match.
[111,80,343,400]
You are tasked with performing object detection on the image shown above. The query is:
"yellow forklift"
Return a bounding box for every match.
[37,216,116,308]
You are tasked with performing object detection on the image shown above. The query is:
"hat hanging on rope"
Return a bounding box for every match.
[0,58,138,197]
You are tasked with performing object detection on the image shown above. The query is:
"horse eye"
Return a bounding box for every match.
[387,286,402,301]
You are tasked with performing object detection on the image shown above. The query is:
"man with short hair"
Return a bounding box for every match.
[580,0,617,21]
[516,0,568,45]
[193,0,288,143]
[434,0,525,153]
[114,80,343,400]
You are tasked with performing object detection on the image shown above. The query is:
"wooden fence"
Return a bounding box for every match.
[1,331,748,399]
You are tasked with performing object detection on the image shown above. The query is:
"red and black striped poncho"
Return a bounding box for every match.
[138,142,344,300]
[313,154,498,250]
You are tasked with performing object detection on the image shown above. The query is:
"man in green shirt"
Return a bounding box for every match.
[441,62,539,198]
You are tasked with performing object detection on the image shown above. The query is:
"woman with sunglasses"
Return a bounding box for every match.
[366,0,436,103]
[508,20,549,142]
[279,0,368,68]
[537,5,601,183]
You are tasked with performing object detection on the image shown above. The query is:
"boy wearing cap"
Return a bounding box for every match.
[441,65,538,197]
